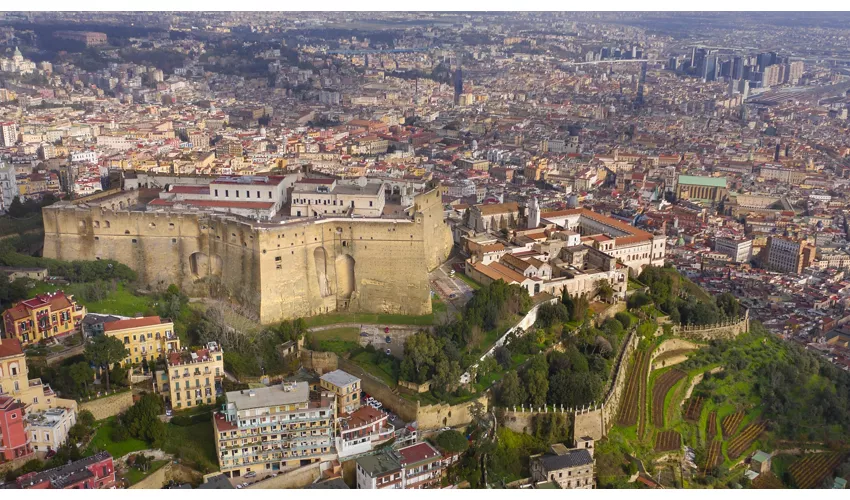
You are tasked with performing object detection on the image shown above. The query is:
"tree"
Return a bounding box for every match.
[122,392,166,446]
[433,359,462,394]
[595,279,615,301]
[627,291,651,310]
[435,430,470,453]
[523,356,549,407]
[68,361,94,395]
[498,371,526,407]
[614,312,633,329]
[716,292,740,319]
[494,346,512,369]
[85,335,129,392]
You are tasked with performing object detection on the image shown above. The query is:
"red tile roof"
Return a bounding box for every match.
[103,316,164,332]
[0,337,24,359]
[398,442,441,466]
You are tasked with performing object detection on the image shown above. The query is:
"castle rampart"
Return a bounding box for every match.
[43,188,452,324]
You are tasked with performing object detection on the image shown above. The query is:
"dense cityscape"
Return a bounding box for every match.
[0,10,849,491]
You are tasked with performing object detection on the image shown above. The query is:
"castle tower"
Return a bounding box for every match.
[528,197,540,229]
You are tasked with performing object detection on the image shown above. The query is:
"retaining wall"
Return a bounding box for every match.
[416,394,489,431]
[79,390,133,420]
[246,462,321,489]
[129,463,171,489]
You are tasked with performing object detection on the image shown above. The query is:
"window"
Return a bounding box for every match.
[236,190,239,198]
[268,192,272,199]
[275,256,282,270]
[215,189,219,196]
[225,190,229,197]
[246,191,250,198]
[257,191,261,198]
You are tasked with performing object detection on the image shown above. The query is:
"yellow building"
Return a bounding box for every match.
[102,316,180,366]
[2,291,87,346]
[0,336,77,412]
[319,369,361,415]
[160,343,224,410]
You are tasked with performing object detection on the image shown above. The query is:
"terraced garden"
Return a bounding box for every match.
[617,348,650,427]
[683,396,704,422]
[654,430,681,452]
[703,440,722,475]
[721,411,745,439]
[727,421,767,459]
[706,410,717,440]
[788,452,844,489]
[651,369,685,428]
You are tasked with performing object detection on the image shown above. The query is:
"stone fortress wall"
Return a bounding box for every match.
[42,188,452,324]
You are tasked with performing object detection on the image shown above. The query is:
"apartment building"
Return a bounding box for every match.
[762,236,816,274]
[714,237,753,264]
[355,441,446,489]
[2,451,115,489]
[158,343,224,410]
[26,407,76,453]
[0,395,31,462]
[2,291,87,346]
[319,369,361,415]
[290,178,386,218]
[213,382,336,478]
[102,316,180,366]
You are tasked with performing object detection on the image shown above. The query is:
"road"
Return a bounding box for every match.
[429,257,475,318]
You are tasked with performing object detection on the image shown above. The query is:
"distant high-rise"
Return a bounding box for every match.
[701,55,718,82]
[732,56,744,80]
[453,60,463,106]
[635,61,648,107]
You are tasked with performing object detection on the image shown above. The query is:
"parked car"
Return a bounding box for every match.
[165,409,172,417]
[242,483,249,488]
[244,472,257,479]
[441,427,451,431]
[360,332,369,337]
[385,348,392,355]
[384,327,390,334]
[236,485,243,489]
[371,402,383,409]
[385,336,392,343]
[449,293,457,299]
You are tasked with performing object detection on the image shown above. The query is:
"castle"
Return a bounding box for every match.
[42,180,452,324]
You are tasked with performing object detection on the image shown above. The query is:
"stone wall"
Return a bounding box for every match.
[416,394,489,431]
[42,189,451,324]
[502,410,536,434]
[593,301,627,327]
[129,463,171,489]
[79,390,133,421]
[672,310,749,341]
[246,461,321,489]
[650,338,701,370]
[300,350,338,375]
[681,367,723,402]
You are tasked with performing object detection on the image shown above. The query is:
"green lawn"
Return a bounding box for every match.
[86,417,148,458]
[124,459,168,486]
[350,351,397,386]
[304,311,435,328]
[163,418,219,473]
[30,282,153,317]
[455,272,482,290]
[311,327,361,354]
